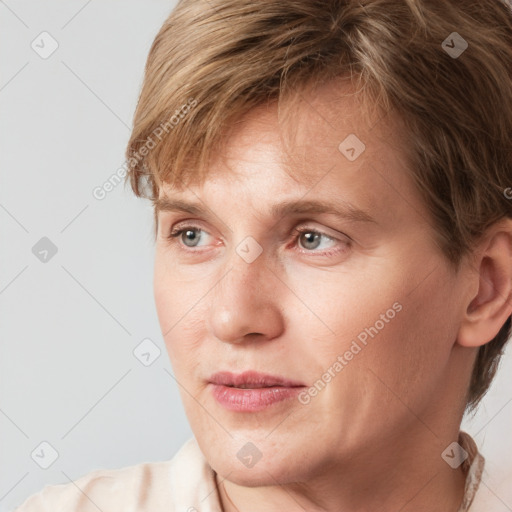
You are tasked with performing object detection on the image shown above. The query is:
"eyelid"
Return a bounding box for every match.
[168,221,215,245]
[290,226,350,255]
[293,222,351,241]
[167,220,345,242]
[166,220,351,258]
[164,218,212,237]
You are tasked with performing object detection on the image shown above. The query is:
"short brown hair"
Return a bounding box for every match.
[125,0,512,411]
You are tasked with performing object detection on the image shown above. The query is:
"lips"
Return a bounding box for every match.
[208,371,307,412]
[209,370,305,389]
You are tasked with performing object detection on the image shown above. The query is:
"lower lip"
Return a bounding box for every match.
[209,383,305,412]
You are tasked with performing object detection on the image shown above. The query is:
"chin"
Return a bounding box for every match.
[206,440,317,485]
[212,457,303,487]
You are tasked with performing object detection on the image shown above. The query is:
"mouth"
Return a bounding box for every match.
[208,370,306,389]
[208,375,307,412]
[225,384,285,389]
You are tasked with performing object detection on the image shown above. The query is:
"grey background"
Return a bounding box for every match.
[1,1,511,511]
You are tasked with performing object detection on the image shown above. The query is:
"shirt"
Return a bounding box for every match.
[10,431,489,512]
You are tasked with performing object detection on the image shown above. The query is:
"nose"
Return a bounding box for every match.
[208,249,285,345]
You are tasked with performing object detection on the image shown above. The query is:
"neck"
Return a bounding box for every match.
[215,425,469,512]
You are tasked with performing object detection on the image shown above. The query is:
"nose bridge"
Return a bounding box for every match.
[208,242,284,343]
[223,233,273,299]
[218,245,271,315]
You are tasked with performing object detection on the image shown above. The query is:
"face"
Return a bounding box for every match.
[153,81,471,486]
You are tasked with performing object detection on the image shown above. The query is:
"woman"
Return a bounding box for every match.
[13,0,512,510]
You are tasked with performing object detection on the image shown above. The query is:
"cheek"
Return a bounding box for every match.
[296,258,457,408]
[153,258,201,365]
[153,270,174,338]
[153,253,201,330]
[339,273,459,417]
[153,253,171,314]
[288,263,408,354]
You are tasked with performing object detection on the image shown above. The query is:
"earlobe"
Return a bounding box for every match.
[457,225,512,348]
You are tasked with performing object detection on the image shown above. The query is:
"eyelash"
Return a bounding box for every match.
[165,224,350,257]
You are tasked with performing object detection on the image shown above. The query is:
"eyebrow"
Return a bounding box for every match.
[155,197,377,224]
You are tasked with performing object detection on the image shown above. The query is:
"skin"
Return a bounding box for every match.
[153,80,512,512]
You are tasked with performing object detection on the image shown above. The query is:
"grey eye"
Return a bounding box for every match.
[181,228,201,247]
[299,232,322,250]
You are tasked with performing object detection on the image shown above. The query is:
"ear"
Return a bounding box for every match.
[457,218,512,348]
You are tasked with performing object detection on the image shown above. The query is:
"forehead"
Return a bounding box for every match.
[156,79,424,230]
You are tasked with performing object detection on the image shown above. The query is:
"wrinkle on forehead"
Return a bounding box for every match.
[159,79,405,207]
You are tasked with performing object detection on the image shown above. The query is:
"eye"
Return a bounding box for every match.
[167,225,214,248]
[292,227,349,256]
[165,223,350,257]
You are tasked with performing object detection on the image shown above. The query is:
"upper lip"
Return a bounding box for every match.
[209,370,306,388]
